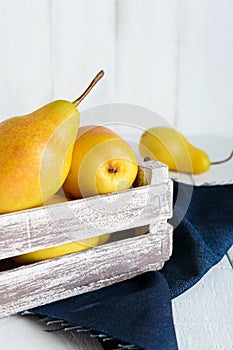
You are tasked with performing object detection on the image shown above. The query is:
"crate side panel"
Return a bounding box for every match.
[0,180,173,259]
[0,227,172,317]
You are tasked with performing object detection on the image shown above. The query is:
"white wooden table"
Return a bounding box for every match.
[0,136,232,349]
[172,136,233,350]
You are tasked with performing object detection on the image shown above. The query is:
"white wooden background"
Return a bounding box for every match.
[0,2,232,349]
[0,0,233,137]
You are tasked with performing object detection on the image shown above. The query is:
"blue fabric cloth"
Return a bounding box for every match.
[33,272,176,350]
[31,182,233,350]
[163,182,233,298]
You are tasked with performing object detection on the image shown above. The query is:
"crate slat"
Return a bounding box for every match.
[0,162,172,260]
[0,160,173,317]
[0,222,172,317]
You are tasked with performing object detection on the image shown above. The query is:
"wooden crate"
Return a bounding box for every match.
[0,160,173,317]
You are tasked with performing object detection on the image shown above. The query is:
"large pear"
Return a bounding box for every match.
[0,102,79,214]
[0,71,104,213]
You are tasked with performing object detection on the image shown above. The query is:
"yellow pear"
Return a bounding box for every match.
[139,127,233,174]
[13,192,110,264]
[13,233,110,264]
[63,125,138,198]
[0,71,104,213]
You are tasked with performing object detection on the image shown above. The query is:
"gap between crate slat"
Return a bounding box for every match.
[0,223,173,318]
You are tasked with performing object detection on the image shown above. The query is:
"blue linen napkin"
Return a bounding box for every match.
[163,181,233,298]
[31,182,233,350]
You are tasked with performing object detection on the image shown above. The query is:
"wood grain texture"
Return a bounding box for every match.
[115,0,178,124]
[173,256,233,350]
[0,162,172,259]
[1,0,233,137]
[0,314,103,350]
[172,139,233,350]
[175,0,233,137]
[0,160,173,317]
[0,0,52,121]
[0,137,231,349]
[50,0,116,109]
[0,225,173,317]
[0,181,172,259]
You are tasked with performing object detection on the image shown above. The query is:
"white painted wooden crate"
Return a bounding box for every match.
[0,160,173,317]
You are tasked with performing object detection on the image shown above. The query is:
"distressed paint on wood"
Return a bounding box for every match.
[0,162,172,260]
[0,134,231,349]
[0,160,173,317]
[0,225,173,317]
[172,256,233,350]
[172,137,233,349]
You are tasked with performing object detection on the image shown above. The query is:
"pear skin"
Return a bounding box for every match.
[0,71,104,213]
[13,233,111,264]
[63,125,138,198]
[0,101,79,214]
[139,127,210,174]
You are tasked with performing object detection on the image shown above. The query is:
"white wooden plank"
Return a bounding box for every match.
[116,0,178,125]
[0,158,173,319]
[0,229,172,317]
[0,180,173,259]
[0,0,52,121]
[176,0,233,137]
[0,315,102,350]
[50,0,116,112]
[0,161,171,259]
[173,256,233,350]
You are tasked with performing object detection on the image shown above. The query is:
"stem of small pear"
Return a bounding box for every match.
[211,150,233,165]
[73,70,104,107]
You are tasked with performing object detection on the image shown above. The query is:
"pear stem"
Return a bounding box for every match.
[73,70,104,107]
[211,150,233,165]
